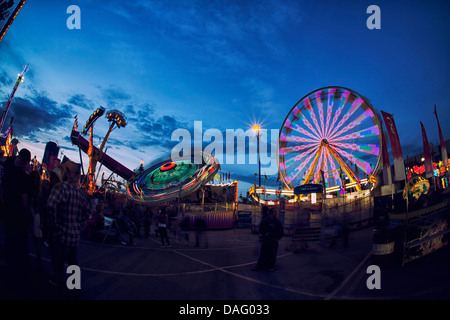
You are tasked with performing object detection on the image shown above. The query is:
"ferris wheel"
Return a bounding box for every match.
[278,86,382,192]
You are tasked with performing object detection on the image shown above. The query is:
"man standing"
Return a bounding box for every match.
[1,148,32,285]
[266,208,284,271]
[46,160,91,288]
[252,206,284,272]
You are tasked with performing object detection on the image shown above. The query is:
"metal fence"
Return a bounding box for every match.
[232,192,375,244]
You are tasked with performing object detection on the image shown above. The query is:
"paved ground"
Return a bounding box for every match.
[1,223,450,304]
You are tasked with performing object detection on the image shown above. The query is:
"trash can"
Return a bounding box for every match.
[371,226,396,267]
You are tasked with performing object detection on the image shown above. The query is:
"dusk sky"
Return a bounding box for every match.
[1,0,450,193]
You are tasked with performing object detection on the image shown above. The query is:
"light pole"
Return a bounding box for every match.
[253,125,261,187]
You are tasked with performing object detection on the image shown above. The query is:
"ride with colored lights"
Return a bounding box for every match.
[278,86,381,194]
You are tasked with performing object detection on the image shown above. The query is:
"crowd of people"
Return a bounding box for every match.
[0,148,92,296]
[0,148,203,297]
[102,204,207,249]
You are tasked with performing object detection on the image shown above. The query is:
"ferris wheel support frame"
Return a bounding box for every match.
[326,144,362,192]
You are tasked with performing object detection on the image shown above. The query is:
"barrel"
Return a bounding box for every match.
[371,226,396,266]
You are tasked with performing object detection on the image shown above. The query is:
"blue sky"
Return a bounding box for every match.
[1,0,450,194]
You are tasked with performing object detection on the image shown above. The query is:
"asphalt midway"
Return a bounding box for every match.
[1,226,450,303]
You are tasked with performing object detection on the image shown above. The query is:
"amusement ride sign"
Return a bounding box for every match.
[294,184,323,195]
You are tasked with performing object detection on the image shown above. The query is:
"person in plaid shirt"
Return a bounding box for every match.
[46,160,91,287]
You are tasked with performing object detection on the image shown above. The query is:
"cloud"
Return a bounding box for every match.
[124,104,137,116]
[0,69,14,88]
[134,114,188,148]
[68,93,94,110]
[100,85,132,107]
[3,93,73,141]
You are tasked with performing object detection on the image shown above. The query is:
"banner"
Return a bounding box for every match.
[381,129,392,186]
[380,111,406,181]
[420,122,433,179]
[434,105,448,167]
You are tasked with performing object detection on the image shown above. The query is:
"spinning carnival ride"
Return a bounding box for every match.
[127,153,220,203]
[278,86,382,194]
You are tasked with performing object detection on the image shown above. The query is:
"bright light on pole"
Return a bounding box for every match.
[252,125,261,187]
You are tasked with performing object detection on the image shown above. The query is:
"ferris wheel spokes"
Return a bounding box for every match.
[330,144,374,175]
[303,97,322,137]
[326,144,362,191]
[293,106,322,138]
[326,90,351,138]
[284,145,321,184]
[302,144,325,185]
[324,88,337,138]
[325,148,342,187]
[328,97,364,139]
[284,118,320,141]
[282,144,319,171]
[329,125,380,143]
[330,142,379,156]
[279,143,318,156]
[314,91,325,137]
[329,107,374,141]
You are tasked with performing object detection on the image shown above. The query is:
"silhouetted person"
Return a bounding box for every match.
[253,206,283,271]
[143,206,153,238]
[1,148,32,292]
[194,216,207,248]
[157,207,171,248]
[117,208,136,246]
[46,160,90,288]
[179,215,190,245]
[29,170,43,267]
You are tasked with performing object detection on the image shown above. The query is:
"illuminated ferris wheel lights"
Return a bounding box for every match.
[278,87,381,191]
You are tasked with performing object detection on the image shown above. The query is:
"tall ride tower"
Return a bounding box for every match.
[0,64,29,134]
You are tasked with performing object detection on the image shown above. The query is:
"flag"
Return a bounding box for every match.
[434,105,448,167]
[420,122,433,178]
[381,129,392,185]
[264,173,267,180]
[381,110,406,181]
